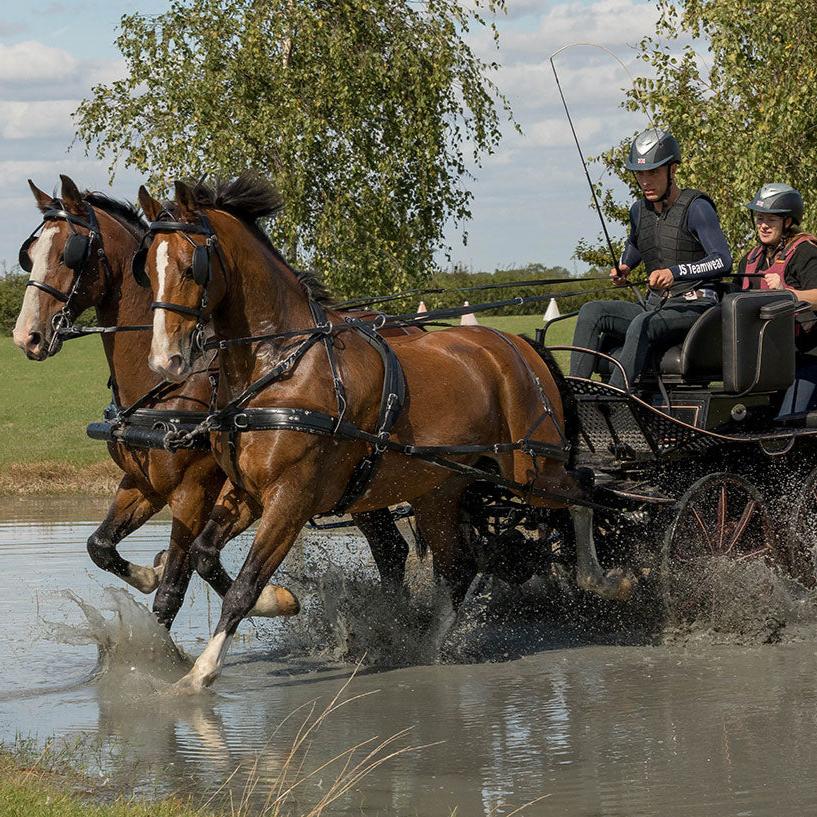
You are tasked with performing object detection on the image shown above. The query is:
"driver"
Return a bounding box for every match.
[738,184,817,417]
[570,128,732,389]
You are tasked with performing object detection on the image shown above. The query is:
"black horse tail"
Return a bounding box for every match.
[520,334,579,470]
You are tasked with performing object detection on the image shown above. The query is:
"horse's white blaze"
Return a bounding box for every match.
[150,240,173,365]
[12,225,59,348]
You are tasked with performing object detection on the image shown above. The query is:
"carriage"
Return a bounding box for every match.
[391,285,817,602]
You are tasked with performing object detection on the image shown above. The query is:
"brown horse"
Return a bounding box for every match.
[13,176,412,624]
[137,174,631,692]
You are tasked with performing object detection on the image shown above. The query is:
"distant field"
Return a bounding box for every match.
[0,337,110,466]
[1,314,579,474]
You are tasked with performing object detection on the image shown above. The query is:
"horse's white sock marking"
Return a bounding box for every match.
[184,631,233,690]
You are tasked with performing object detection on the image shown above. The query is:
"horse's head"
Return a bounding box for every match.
[13,175,111,360]
[139,181,224,382]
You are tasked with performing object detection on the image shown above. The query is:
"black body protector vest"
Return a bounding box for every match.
[635,188,715,296]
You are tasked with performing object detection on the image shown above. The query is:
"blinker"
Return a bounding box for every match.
[63,234,89,270]
[192,243,210,286]
[18,236,35,272]
[132,247,151,289]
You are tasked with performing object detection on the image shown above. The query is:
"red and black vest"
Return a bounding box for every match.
[741,233,817,289]
[635,188,714,274]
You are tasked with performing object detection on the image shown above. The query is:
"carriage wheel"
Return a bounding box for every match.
[786,467,817,588]
[460,482,548,585]
[661,472,776,620]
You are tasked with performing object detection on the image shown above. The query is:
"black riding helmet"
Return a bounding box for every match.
[745,183,804,225]
[624,128,682,171]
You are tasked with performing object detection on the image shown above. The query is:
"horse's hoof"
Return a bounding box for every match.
[128,563,161,594]
[153,550,168,581]
[249,585,300,617]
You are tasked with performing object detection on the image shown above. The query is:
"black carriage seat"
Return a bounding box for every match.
[658,303,722,384]
[657,291,796,392]
[721,290,796,393]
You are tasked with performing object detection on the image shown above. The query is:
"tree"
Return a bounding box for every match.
[576,0,817,274]
[75,0,512,297]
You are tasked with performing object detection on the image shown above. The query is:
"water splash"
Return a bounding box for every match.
[44,587,190,692]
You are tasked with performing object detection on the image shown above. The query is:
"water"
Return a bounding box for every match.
[2,495,817,816]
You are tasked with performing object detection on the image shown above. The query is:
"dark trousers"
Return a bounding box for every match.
[570,298,711,388]
[777,354,817,418]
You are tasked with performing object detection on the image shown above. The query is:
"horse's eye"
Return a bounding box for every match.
[182,265,194,280]
[59,253,65,264]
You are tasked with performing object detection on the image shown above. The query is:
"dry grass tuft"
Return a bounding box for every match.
[0,460,120,496]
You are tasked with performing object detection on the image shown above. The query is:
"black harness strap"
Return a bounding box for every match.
[330,316,406,514]
[204,407,577,506]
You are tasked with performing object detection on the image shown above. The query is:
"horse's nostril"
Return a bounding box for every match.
[28,332,42,350]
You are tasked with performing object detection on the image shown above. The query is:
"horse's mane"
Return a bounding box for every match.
[188,172,333,305]
[84,191,147,241]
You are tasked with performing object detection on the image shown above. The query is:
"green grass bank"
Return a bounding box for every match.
[0,316,577,494]
[0,760,212,817]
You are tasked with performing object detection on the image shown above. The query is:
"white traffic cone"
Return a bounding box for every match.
[417,301,427,313]
[544,297,560,322]
[460,301,478,326]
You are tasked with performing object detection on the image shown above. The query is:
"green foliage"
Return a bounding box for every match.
[576,0,817,268]
[0,271,26,335]
[74,0,513,297]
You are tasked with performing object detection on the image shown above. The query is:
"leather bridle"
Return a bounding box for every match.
[132,212,226,352]
[18,201,113,355]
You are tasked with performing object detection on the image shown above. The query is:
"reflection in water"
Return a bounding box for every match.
[1,499,817,815]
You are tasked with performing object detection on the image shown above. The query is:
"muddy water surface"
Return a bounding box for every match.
[2,496,817,816]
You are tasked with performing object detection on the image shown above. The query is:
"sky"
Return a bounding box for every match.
[0,0,665,275]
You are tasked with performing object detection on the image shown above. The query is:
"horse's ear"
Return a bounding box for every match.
[28,179,54,213]
[138,185,162,222]
[174,180,196,219]
[59,174,84,215]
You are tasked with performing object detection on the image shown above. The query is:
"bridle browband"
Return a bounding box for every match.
[18,200,114,355]
[133,212,225,322]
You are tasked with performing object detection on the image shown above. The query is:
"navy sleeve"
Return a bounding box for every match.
[670,199,732,281]
[620,203,641,269]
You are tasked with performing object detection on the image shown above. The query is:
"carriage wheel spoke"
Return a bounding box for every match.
[717,485,728,553]
[690,506,713,554]
[735,546,769,562]
[725,499,757,555]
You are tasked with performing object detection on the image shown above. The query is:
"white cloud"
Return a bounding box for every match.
[0,100,79,139]
[0,41,79,84]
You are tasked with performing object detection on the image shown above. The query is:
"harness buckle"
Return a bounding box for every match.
[233,413,249,430]
[373,313,387,330]
[375,430,390,453]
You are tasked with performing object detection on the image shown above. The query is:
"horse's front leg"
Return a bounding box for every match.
[86,476,165,593]
[177,488,311,693]
[571,505,634,601]
[152,472,226,628]
[189,481,300,618]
